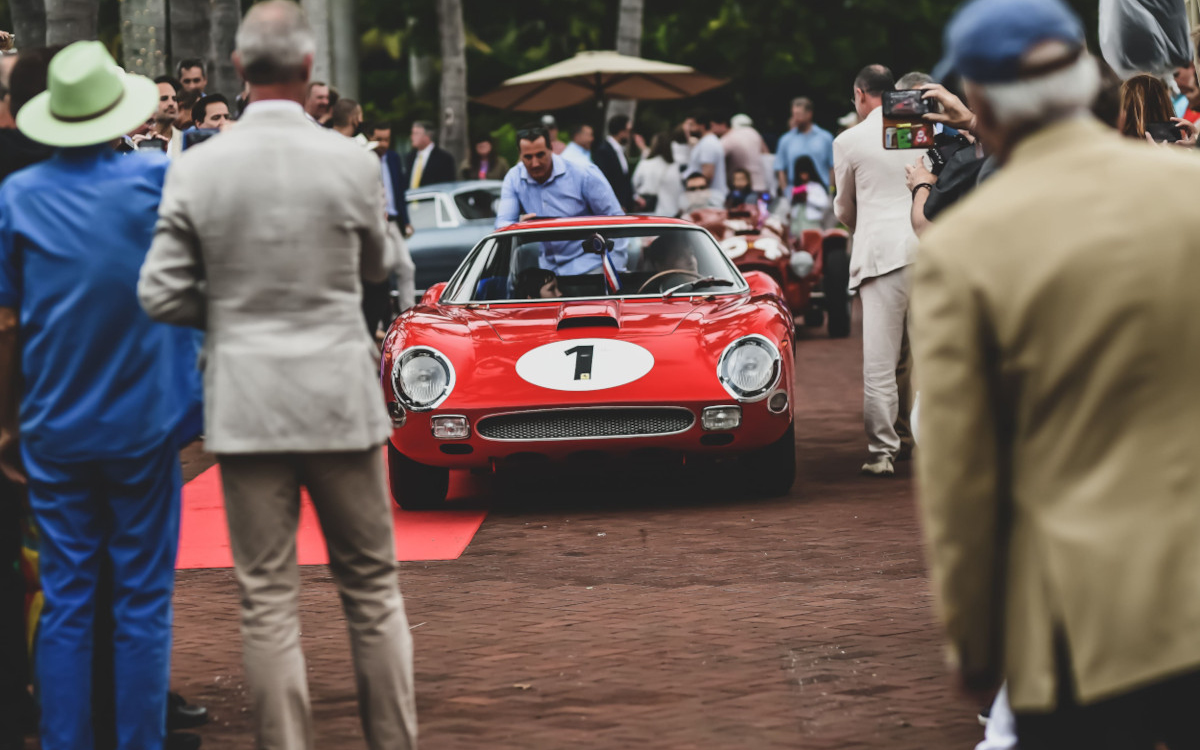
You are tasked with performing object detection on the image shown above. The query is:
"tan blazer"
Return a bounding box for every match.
[138,101,393,454]
[832,105,918,289]
[911,117,1200,711]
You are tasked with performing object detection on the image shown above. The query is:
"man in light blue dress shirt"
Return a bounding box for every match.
[495,125,624,275]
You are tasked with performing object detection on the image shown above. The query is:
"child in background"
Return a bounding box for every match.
[789,155,830,233]
[725,168,760,209]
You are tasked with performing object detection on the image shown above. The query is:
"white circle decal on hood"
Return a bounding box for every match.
[516,338,655,391]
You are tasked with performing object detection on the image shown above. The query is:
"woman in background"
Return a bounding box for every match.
[1117,73,1195,145]
[462,134,510,181]
[631,132,682,217]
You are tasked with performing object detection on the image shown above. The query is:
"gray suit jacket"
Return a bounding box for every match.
[138,102,392,454]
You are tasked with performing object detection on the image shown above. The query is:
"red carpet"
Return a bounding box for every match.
[177,465,487,570]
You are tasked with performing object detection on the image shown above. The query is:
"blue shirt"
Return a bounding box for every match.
[0,146,193,461]
[495,155,625,274]
[774,124,835,188]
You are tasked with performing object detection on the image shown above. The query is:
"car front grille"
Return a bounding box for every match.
[476,408,695,441]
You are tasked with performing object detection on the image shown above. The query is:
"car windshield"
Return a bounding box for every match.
[441,225,746,303]
[454,187,501,221]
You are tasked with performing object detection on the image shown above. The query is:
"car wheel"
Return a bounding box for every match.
[387,441,450,510]
[803,309,825,328]
[743,421,796,497]
[823,247,851,339]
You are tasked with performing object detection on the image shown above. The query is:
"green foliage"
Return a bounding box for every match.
[357,0,1103,163]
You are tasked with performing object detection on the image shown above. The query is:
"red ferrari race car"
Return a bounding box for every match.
[380,216,797,509]
[685,205,851,338]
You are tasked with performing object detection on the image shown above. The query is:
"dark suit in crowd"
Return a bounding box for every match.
[403,145,456,188]
[592,138,634,210]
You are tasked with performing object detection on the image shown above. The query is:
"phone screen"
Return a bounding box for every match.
[136,138,169,152]
[883,90,932,119]
[1145,122,1182,143]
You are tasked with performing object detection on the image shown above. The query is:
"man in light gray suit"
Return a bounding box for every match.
[137,3,418,748]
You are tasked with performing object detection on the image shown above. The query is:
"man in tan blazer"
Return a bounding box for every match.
[137,3,417,748]
[834,64,918,477]
[912,0,1200,746]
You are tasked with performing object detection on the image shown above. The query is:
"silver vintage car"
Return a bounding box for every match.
[406,180,503,293]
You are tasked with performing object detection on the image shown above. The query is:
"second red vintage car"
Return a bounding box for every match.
[685,205,851,338]
[380,216,797,509]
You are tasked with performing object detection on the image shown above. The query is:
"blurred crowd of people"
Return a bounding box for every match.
[5,0,1200,748]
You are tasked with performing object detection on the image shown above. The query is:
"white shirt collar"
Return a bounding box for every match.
[418,143,435,158]
[243,99,306,116]
[607,135,629,173]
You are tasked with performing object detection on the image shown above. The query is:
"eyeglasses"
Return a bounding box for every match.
[685,185,708,192]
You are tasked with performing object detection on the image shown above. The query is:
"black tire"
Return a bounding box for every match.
[823,247,851,339]
[803,308,825,328]
[387,441,450,510]
[743,421,796,497]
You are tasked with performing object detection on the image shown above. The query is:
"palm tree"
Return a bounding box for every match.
[169,0,210,73]
[605,0,645,126]
[9,0,47,49]
[301,0,332,84]
[45,0,99,44]
[329,0,358,98]
[117,0,167,76]
[208,0,242,98]
[436,0,468,167]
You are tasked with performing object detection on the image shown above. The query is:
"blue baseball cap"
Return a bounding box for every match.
[933,0,1085,84]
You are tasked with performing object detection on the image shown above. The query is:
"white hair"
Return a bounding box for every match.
[235,0,316,84]
[968,47,1100,129]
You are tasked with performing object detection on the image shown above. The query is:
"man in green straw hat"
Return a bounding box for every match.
[0,40,193,750]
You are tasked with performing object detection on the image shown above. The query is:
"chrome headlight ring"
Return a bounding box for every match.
[716,334,782,402]
[391,346,456,412]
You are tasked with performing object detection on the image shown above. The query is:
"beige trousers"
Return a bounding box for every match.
[859,267,913,460]
[218,448,418,750]
[388,223,416,311]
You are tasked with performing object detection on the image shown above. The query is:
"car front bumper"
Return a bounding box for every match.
[388,398,793,469]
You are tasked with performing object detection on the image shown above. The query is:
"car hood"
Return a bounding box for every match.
[452,297,740,342]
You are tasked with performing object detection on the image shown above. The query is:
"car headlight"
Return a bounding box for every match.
[392,346,455,411]
[717,335,781,402]
[789,250,815,279]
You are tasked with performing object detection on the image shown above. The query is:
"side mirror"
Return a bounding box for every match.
[420,282,448,307]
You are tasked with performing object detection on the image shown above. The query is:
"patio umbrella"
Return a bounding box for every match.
[473,50,727,111]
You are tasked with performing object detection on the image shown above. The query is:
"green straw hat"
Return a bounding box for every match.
[16,41,159,148]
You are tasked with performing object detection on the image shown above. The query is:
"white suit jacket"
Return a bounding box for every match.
[138,101,393,454]
[833,106,918,289]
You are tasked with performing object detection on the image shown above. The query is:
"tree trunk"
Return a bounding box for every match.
[118,0,167,77]
[301,0,332,85]
[208,0,240,97]
[9,0,47,50]
[436,0,468,168]
[328,0,357,99]
[169,0,209,73]
[45,0,99,44]
[605,0,644,127]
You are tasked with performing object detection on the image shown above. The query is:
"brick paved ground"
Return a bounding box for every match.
[163,311,983,750]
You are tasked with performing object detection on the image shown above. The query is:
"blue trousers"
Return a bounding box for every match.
[25,441,181,750]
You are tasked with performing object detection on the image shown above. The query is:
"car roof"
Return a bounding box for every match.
[493,215,696,233]
[407,180,503,197]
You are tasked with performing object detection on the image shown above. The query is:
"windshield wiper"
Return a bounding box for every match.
[662,276,736,298]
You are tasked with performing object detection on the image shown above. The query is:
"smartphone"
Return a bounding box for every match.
[182,128,220,151]
[883,90,934,119]
[1145,122,1183,143]
[136,138,169,152]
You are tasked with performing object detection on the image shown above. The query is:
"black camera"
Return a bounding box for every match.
[927,132,971,177]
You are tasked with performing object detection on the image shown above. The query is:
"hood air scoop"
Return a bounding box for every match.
[556,302,620,330]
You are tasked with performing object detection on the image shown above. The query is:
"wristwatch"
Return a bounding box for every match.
[911,182,935,199]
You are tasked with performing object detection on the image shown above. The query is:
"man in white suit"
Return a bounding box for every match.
[834,64,918,477]
[137,3,417,749]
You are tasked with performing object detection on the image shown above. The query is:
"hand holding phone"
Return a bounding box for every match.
[1145,122,1183,143]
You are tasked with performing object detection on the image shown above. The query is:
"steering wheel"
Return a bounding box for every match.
[638,269,703,294]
